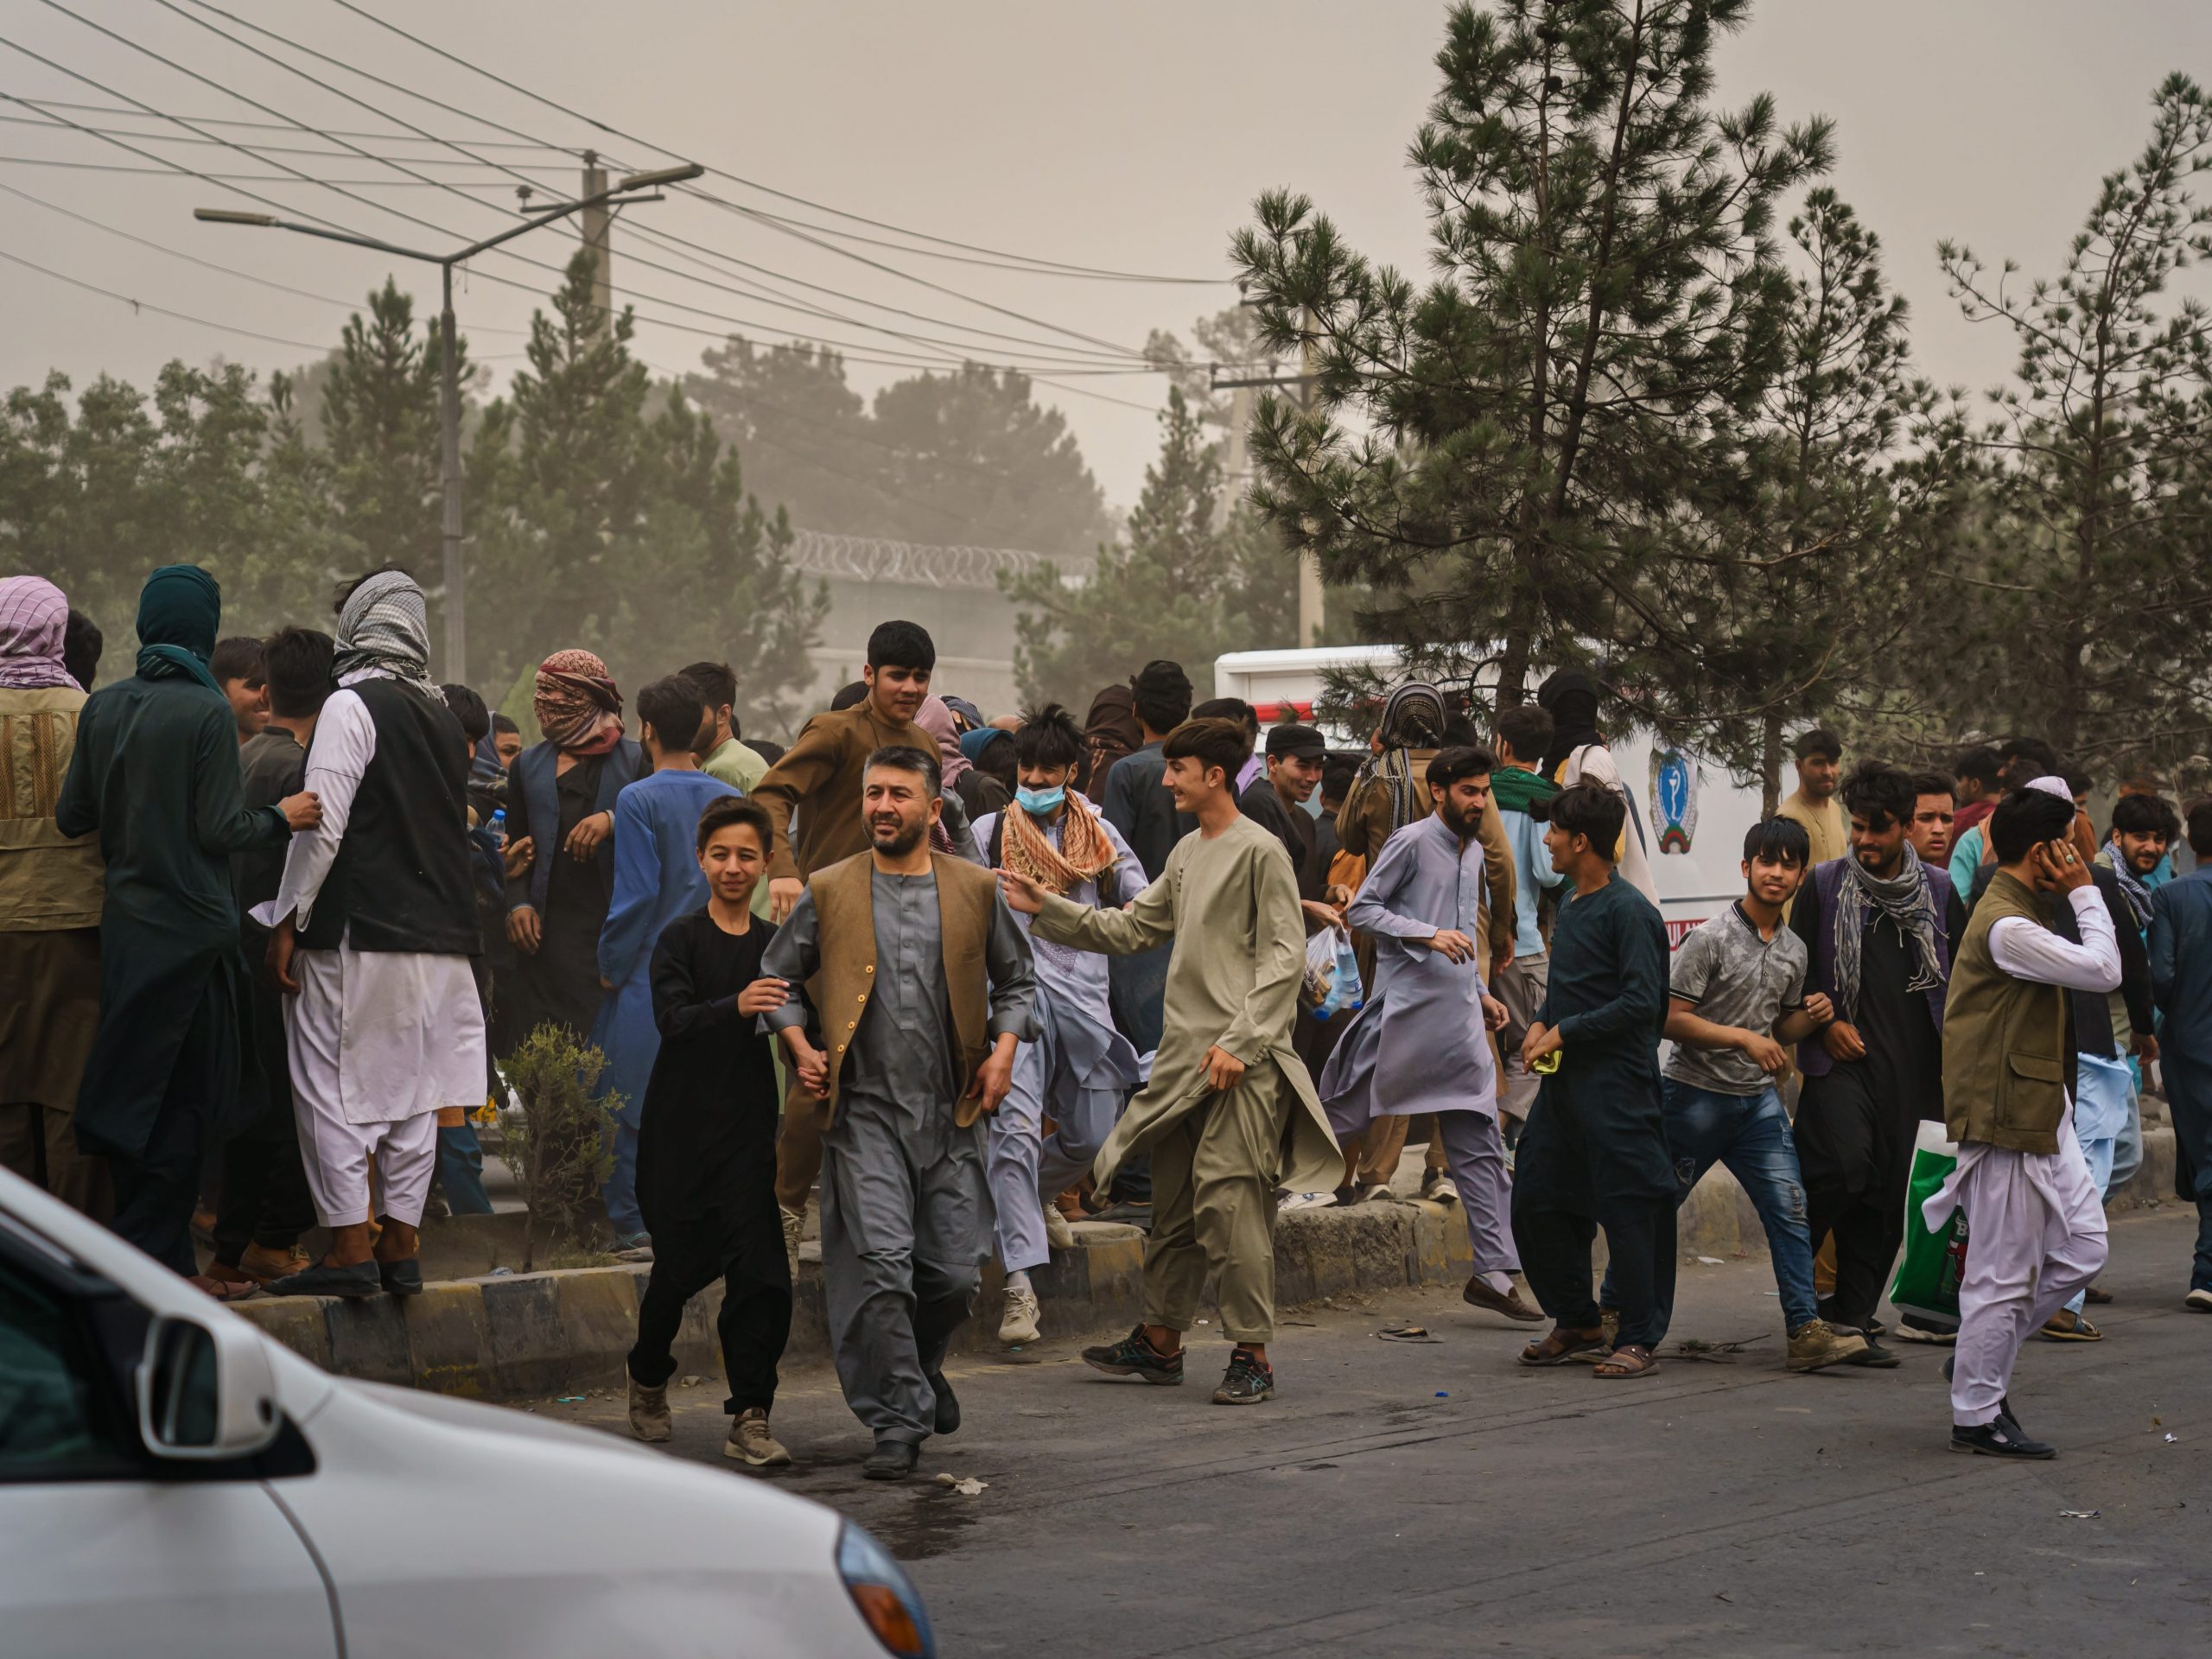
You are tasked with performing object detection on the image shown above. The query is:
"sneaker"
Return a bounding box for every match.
[1357,1182,1395,1204]
[1419,1169,1458,1205]
[725,1408,791,1467]
[2084,1284,2113,1306]
[998,1285,1042,1345]
[2039,1309,2103,1342]
[628,1377,672,1443]
[1081,1325,1185,1385]
[1045,1205,1076,1250]
[1212,1346,1275,1405]
[1950,1416,2056,1459]
[2185,1287,2212,1313]
[1843,1337,1902,1369]
[1786,1318,1870,1373]
[779,1205,804,1275]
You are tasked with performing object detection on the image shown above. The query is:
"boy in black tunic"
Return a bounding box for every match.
[626,797,801,1467]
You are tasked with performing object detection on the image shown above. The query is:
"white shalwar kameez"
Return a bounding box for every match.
[252,674,486,1229]
[1923,886,2118,1427]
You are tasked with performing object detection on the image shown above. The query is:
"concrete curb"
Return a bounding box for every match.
[234,1127,2181,1400]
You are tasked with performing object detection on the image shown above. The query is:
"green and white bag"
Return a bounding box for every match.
[1888,1120,1967,1325]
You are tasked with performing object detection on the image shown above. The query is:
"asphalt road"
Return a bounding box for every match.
[539,1205,2211,1658]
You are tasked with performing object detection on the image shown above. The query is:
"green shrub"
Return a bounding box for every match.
[498,1023,622,1272]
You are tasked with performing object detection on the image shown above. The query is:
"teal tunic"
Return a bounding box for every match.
[55,674,289,1160]
[1515,872,1675,1208]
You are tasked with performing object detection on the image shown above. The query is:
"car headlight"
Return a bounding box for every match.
[836,1522,936,1658]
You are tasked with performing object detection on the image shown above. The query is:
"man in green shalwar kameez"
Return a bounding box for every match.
[56,566,319,1282]
[1001,717,1338,1405]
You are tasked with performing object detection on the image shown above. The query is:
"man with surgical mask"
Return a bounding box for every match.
[974,703,1147,1344]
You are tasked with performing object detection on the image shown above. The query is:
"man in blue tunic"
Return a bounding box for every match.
[2150,798,2212,1313]
[592,674,739,1250]
[1320,747,1540,1322]
[1510,782,1675,1379]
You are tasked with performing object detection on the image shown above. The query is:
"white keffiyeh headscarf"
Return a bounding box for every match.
[334,569,440,698]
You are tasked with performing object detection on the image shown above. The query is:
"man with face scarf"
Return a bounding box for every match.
[503,647,645,1044]
[0,575,110,1218]
[254,569,487,1299]
[56,565,320,1281]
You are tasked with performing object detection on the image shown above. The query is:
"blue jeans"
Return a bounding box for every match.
[603,1120,644,1242]
[436,1122,494,1217]
[1602,1080,1819,1335]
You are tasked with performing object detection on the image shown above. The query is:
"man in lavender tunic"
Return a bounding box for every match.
[1319,747,1542,1322]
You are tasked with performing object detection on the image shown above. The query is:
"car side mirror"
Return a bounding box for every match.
[137,1313,282,1460]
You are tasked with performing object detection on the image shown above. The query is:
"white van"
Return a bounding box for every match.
[1215,645,1770,948]
[0,1167,934,1659]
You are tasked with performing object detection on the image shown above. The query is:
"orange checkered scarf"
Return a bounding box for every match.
[1001,788,1119,895]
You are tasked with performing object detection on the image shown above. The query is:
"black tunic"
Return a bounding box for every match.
[505,753,615,1041]
[633,908,786,1230]
[1516,874,1675,1208]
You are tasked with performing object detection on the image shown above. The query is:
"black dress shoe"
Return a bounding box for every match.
[1951,1417,2056,1459]
[861,1440,920,1481]
[1844,1337,1900,1369]
[928,1371,959,1436]
[266,1259,381,1300]
[378,1258,424,1297]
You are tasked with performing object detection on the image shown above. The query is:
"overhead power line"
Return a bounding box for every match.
[20,1,1169,373]
[0,243,329,350]
[181,0,1166,361]
[321,0,1226,286]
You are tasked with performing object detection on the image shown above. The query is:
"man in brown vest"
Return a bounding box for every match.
[760,745,1037,1481]
[1925,780,2117,1459]
[751,620,980,1270]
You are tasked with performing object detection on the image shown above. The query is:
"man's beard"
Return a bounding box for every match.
[871,816,925,857]
[1438,800,1474,837]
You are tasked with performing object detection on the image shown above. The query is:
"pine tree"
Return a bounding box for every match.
[1914,73,2212,775]
[1688,188,1921,808]
[1003,387,1298,709]
[321,279,456,582]
[1230,0,1829,721]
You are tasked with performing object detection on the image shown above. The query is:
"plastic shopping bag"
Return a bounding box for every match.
[1888,1119,1967,1325]
[1300,926,1365,1019]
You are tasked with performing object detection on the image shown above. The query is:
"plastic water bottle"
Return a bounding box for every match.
[489,807,506,851]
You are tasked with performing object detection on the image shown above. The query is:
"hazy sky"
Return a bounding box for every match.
[5,1,2209,525]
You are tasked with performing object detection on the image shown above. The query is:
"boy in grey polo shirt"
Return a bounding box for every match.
[1607,817,1867,1372]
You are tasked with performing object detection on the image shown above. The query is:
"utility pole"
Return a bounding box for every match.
[1213,382,1252,535]
[195,162,699,683]
[579,150,613,341]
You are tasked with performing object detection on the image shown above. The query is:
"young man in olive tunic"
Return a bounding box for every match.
[1001,718,1342,1408]
[760,746,1037,1482]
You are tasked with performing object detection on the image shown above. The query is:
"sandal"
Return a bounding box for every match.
[1518,1325,1607,1367]
[1592,1343,1660,1379]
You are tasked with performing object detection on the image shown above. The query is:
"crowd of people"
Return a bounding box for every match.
[7,563,2212,1478]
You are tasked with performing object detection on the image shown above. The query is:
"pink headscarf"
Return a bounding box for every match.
[914,695,971,786]
[0,576,76,690]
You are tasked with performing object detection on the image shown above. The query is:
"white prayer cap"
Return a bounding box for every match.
[2024,774,2074,803]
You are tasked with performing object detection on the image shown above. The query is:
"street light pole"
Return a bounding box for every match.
[194,162,702,683]
[440,261,464,681]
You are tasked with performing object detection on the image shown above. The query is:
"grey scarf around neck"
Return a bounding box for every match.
[1832,841,1944,1023]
